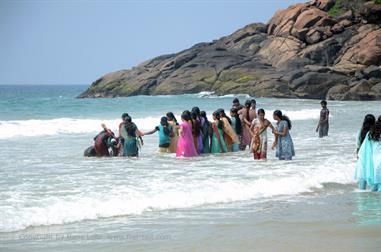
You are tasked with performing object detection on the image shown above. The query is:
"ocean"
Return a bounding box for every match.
[0,85,380,252]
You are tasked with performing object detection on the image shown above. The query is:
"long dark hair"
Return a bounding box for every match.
[360,114,376,145]
[124,116,136,136]
[369,115,381,142]
[213,111,224,129]
[245,100,251,121]
[166,112,179,125]
[191,112,201,136]
[160,116,171,136]
[217,108,232,125]
[230,108,242,135]
[181,110,191,122]
[274,110,292,130]
[200,111,210,127]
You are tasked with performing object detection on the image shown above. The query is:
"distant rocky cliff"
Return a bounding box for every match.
[79,0,381,100]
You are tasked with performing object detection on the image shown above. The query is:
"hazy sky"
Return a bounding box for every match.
[0,0,301,85]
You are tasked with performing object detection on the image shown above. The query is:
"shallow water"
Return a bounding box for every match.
[0,85,380,251]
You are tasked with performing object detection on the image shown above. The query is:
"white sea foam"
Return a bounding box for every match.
[196,91,251,99]
[0,109,324,139]
[0,160,354,233]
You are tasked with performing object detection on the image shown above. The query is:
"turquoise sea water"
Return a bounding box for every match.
[0,85,381,251]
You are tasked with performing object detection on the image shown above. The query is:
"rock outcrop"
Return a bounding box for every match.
[79,0,381,100]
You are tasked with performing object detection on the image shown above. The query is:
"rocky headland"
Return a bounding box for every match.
[79,0,381,100]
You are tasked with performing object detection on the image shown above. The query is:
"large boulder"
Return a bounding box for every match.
[257,36,303,67]
[293,8,327,33]
[267,3,308,35]
[359,2,381,24]
[314,0,335,11]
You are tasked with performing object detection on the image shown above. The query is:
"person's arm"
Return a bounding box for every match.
[272,134,278,150]
[179,125,184,136]
[142,127,158,136]
[243,117,251,127]
[274,122,288,137]
[266,120,276,134]
[135,128,144,145]
[118,123,123,137]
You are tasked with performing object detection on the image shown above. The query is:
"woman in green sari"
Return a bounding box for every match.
[210,111,228,153]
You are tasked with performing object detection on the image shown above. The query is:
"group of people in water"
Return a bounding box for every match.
[85,98,296,161]
[84,97,381,192]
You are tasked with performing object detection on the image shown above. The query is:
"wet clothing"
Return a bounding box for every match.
[239,108,255,150]
[94,130,114,157]
[123,123,139,157]
[355,133,381,191]
[252,118,268,160]
[318,108,329,138]
[176,121,198,158]
[156,124,172,148]
[210,122,228,153]
[275,120,295,160]
[201,120,211,154]
[230,117,241,152]
[221,117,239,152]
[168,121,179,153]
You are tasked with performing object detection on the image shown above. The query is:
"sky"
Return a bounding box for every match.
[0,0,301,85]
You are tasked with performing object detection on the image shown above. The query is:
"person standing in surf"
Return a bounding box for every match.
[272,110,295,160]
[200,111,212,154]
[230,108,243,152]
[142,117,174,153]
[355,115,381,192]
[316,100,329,138]
[166,112,179,153]
[210,111,228,153]
[239,100,255,150]
[123,116,143,157]
[118,113,129,156]
[191,107,204,154]
[251,109,276,160]
[356,114,376,154]
[176,111,198,158]
[232,98,242,110]
[217,108,240,152]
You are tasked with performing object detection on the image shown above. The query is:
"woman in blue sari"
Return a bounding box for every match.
[272,110,295,160]
[355,115,381,192]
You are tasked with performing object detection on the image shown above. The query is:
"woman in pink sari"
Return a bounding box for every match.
[176,111,198,158]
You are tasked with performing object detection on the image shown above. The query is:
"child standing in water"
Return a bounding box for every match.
[316,100,329,138]
[176,111,198,158]
[355,115,381,192]
[142,117,174,153]
[210,111,228,153]
[272,110,295,160]
[166,112,179,153]
[251,109,275,160]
